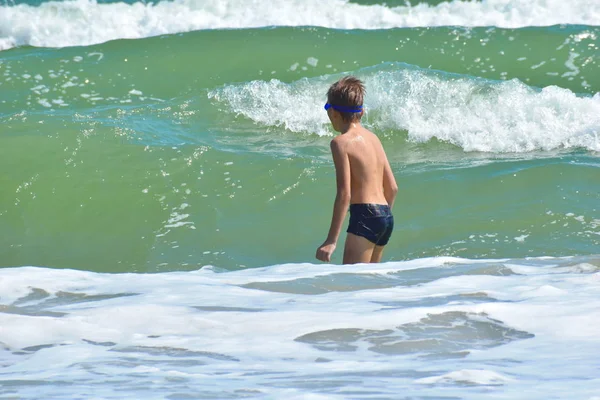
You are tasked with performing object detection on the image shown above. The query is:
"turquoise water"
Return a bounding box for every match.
[1,0,599,398]
[1,22,598,271]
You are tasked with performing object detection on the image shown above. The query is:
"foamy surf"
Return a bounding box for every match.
[209,66,600,152]
[1,256,599,399]
[2,0,600,49]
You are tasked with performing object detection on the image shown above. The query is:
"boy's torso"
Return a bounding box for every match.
[335,127,388,205]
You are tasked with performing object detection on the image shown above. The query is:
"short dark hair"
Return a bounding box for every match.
[327,76,365,122]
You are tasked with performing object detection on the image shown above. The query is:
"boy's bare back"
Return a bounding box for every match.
[331,126,390,206]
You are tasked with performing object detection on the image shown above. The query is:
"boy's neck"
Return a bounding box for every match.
[339,121,362,134]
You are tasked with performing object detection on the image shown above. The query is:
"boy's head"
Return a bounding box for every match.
[326,76,365,123]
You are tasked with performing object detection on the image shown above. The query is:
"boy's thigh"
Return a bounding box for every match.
[343,233,376,264]
[370,245,386,263]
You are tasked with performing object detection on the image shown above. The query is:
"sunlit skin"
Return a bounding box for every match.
[316,106,398,264]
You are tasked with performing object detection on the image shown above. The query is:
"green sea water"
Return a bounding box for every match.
[1,24,599,272]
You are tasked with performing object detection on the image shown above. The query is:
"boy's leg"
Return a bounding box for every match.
[370,245,385,263]
[343,233,376,264]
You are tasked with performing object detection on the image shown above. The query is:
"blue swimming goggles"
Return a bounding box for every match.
[324,103,363,113]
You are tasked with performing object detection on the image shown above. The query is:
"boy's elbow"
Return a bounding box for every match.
[386,182,398,195]
[336,188,351,202]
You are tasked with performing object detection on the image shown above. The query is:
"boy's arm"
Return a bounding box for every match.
[382,154,398,209]
[316,139,351,262]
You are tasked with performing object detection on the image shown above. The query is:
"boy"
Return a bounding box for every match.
[316,76,398,264]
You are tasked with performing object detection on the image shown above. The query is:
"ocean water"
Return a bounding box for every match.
[1,0,599,398]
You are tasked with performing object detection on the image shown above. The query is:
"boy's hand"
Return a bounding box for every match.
[316,241,336,262]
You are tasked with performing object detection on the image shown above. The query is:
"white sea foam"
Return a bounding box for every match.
[416,369,515,385]
[209,67,600,152]
[1,0,600,49]
[367,69,600,152]
[0,256,599,398]
[208,78,331,135]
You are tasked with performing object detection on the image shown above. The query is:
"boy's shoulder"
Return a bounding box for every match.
[331,127,381,152]
[330,134,348,149]
[330,134,355,155]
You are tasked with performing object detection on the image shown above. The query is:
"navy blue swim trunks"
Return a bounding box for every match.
[347,203,394,246]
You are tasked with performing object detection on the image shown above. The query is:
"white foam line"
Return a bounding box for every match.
[210,69,600,152]
[1,0,600,49]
